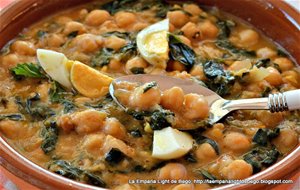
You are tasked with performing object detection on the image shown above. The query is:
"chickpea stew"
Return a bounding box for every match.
[0,0,300,189]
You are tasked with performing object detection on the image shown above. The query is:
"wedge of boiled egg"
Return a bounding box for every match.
[152,127,193,160]
[137,19,169,69]
[37,49,73,89]
[37,49,113,98]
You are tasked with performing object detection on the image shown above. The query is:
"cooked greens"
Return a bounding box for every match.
[252,128,280,146]
[91,48,115,67]
[243,147,280,173]
[41,121,59,154]
[196,135,220,155]
[169,34,196,70]
[143,82,157,93]
[203,60,235,96]
[49,160,106,187]
[105,148,126,165]
[0,113,24,121]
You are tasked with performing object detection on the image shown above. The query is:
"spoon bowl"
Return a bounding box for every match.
[109,74,300,125]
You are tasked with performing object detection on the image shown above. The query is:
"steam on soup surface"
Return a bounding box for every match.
[0,0,299,189]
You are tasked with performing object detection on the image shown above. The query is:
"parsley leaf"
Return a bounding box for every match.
[11,63,45,78]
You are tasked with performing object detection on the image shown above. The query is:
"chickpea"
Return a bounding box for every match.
[47,34,64,47]
[238,29,259,47]
[63,21,86,36]
[129,82,161,110]
[132,22,149,31]
[256,47,276,58]
[79,9,88,19]
[83,134,105,154]
[195,143,218,162]
[56,16,72,25]
[178,35,191,47]
[161,86,184,112]
[11,41,36,56]
[223,132,251,152]
[272,128,298,154]
[199,21,219,39]
[103,118,127,140]
[158,163,187,180]
[172,184,194,190]
[282,70,300,87]
[73,34,99,53]
[169,23,176,32]
[264,67,283,86]
[255,110,283,128]
[85,10,110,26]
[125,57,148,73]
[181,22,201,40]
[57,115,75,132]
[115,11,137,28]
[104,36,126,51]
[274,57,294,71]
[221,160,252,179]
[205,123,224,140]
[72,109,107,134]
[167,11,189,28]
[183,93,209,120]
[167,60,186,72]
[1,54,19,68]
[109,58,123,71]
[103,135,135,157]
[183,4,203,16]
[190,64,205,80]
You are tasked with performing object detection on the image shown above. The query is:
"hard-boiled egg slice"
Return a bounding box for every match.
[137,19,169,69]
[152,127,193,160]
[70,61,113,98]
[37,49,73,89]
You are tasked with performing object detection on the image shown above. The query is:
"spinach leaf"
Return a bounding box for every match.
[196,135,220,155]
[105,148,126,165]
[36,30,47,38]
[149,109,174,130]
[102,0,136,14]
[41,121,58,154]
[102,31,130,39]
[243,146,280,173]
[49,160,106,187]
[130,67,145,74]
[49,82,76,113]
[215,39,256,57]
[15,93,55,121]
[143,82,157,93]
[0,113,24,121]
[127,108,174,130]
[216,20,231,39]
[169,34,196,70]
[196,169,217,180]
[11,63,45,79]
[67,31,78,39]
[203,60,235,96]
[92,48,115,67]
[130,129,142,138]
[252,128,280,146]
[119,42,137,62]
[255,58,271,68]
[184,153,197,163]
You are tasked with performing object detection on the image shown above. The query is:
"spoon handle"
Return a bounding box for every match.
[223,89,300,112]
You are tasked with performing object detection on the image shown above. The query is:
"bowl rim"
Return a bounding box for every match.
[0,0,300,190]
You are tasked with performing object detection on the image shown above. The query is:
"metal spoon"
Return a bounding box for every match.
[109,74,300,125]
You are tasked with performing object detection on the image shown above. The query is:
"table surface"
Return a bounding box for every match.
[0,0,299,190]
